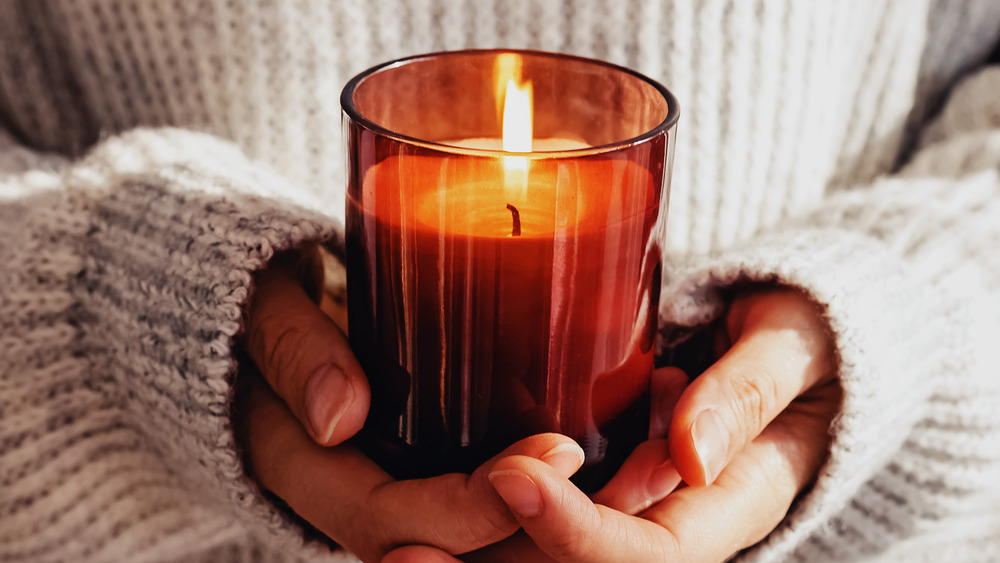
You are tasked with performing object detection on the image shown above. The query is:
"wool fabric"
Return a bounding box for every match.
[1,1,999,561]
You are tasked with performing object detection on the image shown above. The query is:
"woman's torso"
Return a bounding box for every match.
[1,0,997,255]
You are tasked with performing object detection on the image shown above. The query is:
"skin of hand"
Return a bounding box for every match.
[233,249,588,563]
[385,287,842,563]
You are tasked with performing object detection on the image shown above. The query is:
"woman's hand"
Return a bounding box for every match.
[234,249,587,562]
[388,287,842,562]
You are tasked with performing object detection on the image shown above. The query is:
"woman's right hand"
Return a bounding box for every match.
[235,250,586,562]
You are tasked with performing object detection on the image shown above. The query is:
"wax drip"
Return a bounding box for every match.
[506,203,521,237]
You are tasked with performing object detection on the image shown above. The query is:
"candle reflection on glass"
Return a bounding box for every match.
[342,50,679,490]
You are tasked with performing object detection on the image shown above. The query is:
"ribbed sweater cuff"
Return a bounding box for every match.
[68,129,346,559]
[659,227,972,561]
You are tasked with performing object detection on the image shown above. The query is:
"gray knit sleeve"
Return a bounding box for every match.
[659,68,1000,562]
[0,128,352,562]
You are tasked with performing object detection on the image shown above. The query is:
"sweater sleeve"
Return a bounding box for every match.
[0,128,352,562]
[659,67,1000,562]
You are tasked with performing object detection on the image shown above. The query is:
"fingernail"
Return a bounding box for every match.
[489,470,542,519]
[539,442,585,477]
[647,460,682,501]
[304,366,354,443]
[691,409,729,484]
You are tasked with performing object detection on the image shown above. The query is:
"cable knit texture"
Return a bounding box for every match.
[0,1,998,562]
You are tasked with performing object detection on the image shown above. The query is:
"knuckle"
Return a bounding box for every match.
[450,477,511,544]
[545,525,592,561]
[358,488,402,560]
[249,310,313,392]
[635,522,680,561]
[543,494,598,560]
[479,511,516,544]
[463,508,515,548]
[728,366,780,437]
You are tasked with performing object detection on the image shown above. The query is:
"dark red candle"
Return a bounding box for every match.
[342,50,679,490]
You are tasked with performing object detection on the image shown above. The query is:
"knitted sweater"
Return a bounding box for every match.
[1,1,999,562]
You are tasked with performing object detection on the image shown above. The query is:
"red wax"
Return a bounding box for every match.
[347,153,663,489]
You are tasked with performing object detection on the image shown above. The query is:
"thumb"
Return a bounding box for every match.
[488,456,672,562]
[668,289,835,486]
[244,251,370,446]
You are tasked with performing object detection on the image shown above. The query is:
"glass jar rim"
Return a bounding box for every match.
[340,49,680,159]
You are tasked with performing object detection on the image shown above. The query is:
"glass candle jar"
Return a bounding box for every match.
[342,49,679,490]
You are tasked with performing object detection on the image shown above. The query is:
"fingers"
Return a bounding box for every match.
[488,456,676,563]
[582,367,684,516]
[367,436,584,554]
[590,439,681,515]
[490,388,838,563]
[669,289,836,486]
[642,386,840,562]
[244,251,370,446]
[238,373,584,562]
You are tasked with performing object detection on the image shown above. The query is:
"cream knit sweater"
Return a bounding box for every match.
[1,1,999,562]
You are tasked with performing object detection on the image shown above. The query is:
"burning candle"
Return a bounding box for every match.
[342,50,679,490]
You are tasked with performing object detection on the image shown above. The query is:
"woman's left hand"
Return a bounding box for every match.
[385,287,842,563]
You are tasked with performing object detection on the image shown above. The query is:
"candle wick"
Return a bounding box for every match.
[506,203,521,237]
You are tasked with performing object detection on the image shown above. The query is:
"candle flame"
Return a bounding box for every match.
[502,78,532,154]
[496,54,532,194]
